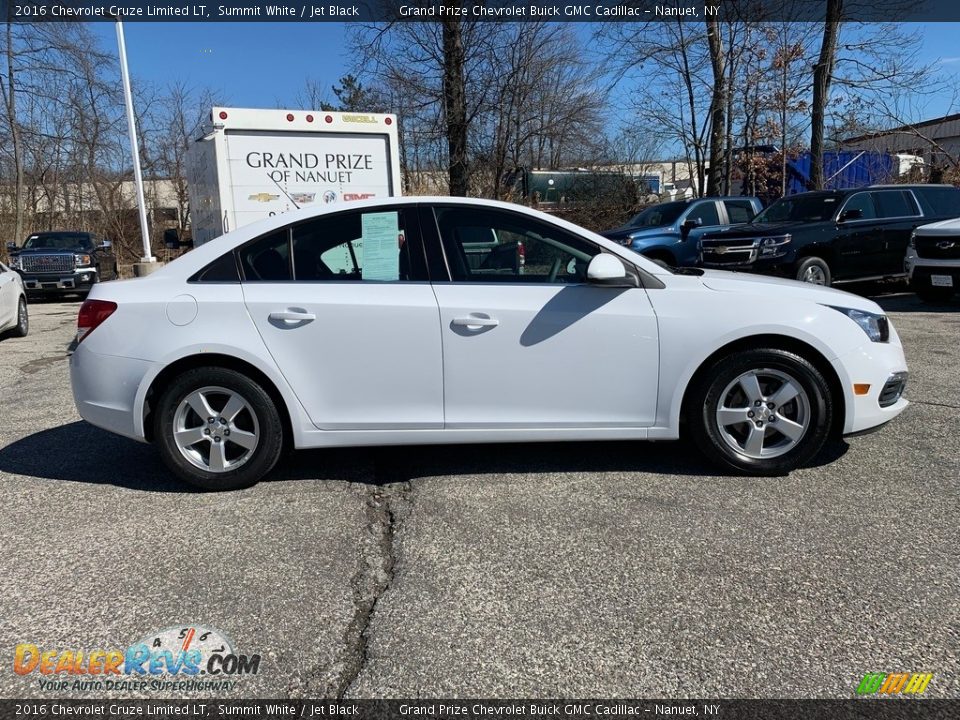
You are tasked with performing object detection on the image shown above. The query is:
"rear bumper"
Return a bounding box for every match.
[70,344,154,442]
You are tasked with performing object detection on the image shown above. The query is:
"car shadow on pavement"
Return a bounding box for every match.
[0,422,188,492]
[0,422,850,492]
[870,292,959,314]
[276,437,851,488]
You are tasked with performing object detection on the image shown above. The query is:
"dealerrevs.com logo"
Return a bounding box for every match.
[856,672,934,695]
[14,625,261,692]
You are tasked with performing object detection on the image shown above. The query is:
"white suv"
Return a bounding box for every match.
[906,218,960,303]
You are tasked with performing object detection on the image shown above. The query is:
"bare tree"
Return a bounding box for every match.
[810,0,844,189]
[441,15,468,196]
[705,18,727,195]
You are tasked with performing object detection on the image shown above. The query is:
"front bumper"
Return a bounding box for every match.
[70,343,154,442]
[904,251,960,292]
[830,338,909,436]
[20,268,97,294]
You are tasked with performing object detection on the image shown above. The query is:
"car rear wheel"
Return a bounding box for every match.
[688,348,833,476]
[154,367,284,491]
[795,256,832,286]
[11,297,28,337]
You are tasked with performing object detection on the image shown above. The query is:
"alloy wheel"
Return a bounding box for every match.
[172,386,260,473]
[800,265,827,285]
[715,368,811,459]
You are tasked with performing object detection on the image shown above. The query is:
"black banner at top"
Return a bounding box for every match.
[4,0,960,23]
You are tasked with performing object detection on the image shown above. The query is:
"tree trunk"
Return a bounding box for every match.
[811,0,843,190]
[4,13,25,255]
[442,14,468,196]
[705,18,726,197]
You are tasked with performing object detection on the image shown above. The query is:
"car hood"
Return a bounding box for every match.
[698,221,800,239]
[601,225,671,242]
[13,247,87,254]
[913,217,960,236]
[698,269,882,313]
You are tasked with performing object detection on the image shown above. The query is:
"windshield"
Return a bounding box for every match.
[753,195,840,223]
[627,202,688,228]
[22,233,93,250]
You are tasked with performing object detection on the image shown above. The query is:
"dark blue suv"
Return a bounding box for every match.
[601,197,762,267]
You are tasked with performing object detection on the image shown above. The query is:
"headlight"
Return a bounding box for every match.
[75,254,92,266]
[908,232,916,249]
[828,306,890,343]
[9,256,20,269]
[758,235,791,258]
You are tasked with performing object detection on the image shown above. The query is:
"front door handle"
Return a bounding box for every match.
[269,309,316,324]
[452,314,499,328]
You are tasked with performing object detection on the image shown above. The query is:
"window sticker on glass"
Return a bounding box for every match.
[361,211,400,281]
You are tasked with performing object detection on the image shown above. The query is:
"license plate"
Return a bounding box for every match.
[931,274,954,287]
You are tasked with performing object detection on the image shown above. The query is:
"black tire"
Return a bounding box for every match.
[154,367,284,491]
[687,348,833,476]
[795,256,832,286]
[11,296,28,337]
[914,284,954,303]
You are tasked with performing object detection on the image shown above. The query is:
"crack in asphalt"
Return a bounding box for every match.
[910,399,960,410]
[296,471,412,699]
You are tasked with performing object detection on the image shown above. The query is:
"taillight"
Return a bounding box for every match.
[76,299,117,344]
[517,241,525,267]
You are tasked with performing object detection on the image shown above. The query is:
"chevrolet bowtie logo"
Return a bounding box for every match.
[936,240,956,250]
[714,246,731,254]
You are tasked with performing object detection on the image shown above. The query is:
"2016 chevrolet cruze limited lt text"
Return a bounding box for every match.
[69,198,909,491]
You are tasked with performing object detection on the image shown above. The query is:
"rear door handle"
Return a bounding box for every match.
[452,314,499,328]
[269,309,316,324]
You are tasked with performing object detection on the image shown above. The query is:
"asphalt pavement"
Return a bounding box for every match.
[0,293,956,699]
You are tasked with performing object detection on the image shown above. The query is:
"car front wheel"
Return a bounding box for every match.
[688,348,833,476]
[154,367,284,491]
[11,296,28,337]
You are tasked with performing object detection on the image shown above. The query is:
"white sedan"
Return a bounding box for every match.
[0,260,28,339]
[69,198,909,490]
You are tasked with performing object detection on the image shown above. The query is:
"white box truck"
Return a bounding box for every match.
[186,106,402,246]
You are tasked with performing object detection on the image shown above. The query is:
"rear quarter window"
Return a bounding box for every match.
[913,186,960,217]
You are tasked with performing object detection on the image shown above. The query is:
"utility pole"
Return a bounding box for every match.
[115,20,158,276]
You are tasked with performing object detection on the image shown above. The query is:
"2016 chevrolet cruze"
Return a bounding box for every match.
[69,198,909,490]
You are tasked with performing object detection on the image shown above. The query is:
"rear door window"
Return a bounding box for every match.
[871,190,920,219]
[723,200,756,224]
[239,229,292,282]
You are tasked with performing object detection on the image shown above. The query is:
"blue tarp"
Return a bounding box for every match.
[786,152,898,195]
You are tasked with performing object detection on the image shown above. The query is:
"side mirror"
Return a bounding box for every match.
[839,209,863,222]
[98,240,112,250]
[586,254,637,287]
[681,217,702,235]
[6,241,17,251]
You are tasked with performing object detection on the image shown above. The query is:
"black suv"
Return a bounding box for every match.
[697,185,960,285]
[7,231,118,298]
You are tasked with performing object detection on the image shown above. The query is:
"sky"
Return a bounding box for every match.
[90,21,960,122]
